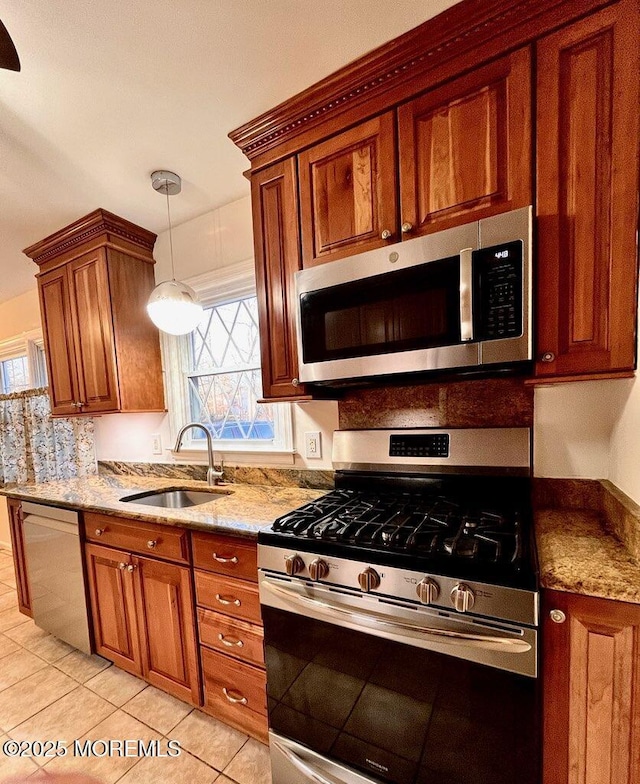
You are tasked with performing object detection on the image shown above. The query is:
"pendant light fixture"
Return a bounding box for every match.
[146,170,203,335]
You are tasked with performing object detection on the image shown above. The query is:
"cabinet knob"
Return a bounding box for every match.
[381,229,393,240]
[126,564,136,573]
[216,593,241,607]
[95,528,105,536]
[222,687,248,705]
[291,377,300,387]
[118,562,126,571]
[401,222,414,234]
[212,553,238,564]
[147,540,157,549]
[549,609,566,624]
[218,633,244,648]
[541,351,556,363]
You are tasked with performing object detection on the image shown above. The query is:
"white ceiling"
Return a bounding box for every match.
[0,0,460,303]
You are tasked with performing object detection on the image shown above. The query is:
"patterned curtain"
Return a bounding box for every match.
[0,388,96,484]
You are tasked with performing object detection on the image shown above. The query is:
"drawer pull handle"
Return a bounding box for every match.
[95,528,105,536]
[218,634,244,648]
[215,593,241,607]
[213,553,238,564]
[223,687,248,705]
[147,540,157,549]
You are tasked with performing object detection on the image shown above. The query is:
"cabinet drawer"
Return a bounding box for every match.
[192,532,258,581]
[195,572,261,624]
[84,512,189,564]
[198,608,264,667]
[201,647,268,741]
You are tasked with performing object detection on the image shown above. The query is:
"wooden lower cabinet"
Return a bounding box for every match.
[85,543,142,674]
[7,499,31,617]
[193,531,268,742]
[543,590,640,784]
[85,541,200,705]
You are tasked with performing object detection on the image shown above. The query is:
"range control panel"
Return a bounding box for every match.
[389,433,450,458]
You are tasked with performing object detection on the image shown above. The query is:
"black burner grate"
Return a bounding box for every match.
[272,489,524,567]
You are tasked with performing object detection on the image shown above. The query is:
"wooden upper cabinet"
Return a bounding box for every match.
[543,590,640,784]
[535,0,639,379]
[398,47,532,237]
[38,266,79,417]
[67,250,119,413]
[298,113,398,266]
[24,209,165,416]
[251,159,308,399]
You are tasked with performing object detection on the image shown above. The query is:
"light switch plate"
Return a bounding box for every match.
[151,434,162,455]
[304,431,322,459]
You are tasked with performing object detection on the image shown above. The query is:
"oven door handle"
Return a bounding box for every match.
[261,578,531,653]
[272,738,346,784]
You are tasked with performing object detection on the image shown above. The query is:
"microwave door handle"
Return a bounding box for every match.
[460,247,474,342]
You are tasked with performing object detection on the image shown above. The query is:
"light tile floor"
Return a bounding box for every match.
[0,547,272,783]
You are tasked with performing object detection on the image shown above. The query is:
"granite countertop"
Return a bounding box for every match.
[0,475,325,539]
[536,508,640,604]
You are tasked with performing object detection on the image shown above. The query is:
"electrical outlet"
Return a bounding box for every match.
[151,433,162,455]
[305,431,321,459]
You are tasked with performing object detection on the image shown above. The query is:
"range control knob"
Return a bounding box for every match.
[284,554,304,576]
[416,577,440,605]
[358,568,381,593]
[309,559,329,581]
[450,583,475,613]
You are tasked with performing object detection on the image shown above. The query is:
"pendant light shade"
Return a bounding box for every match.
[147,170,203,335]
[147,279,203,335]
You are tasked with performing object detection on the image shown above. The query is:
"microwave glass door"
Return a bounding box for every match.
[299,257,462,364]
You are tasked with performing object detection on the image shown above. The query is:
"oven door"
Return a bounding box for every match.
[261,576,539,784]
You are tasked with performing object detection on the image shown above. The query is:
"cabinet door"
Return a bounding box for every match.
[252,159,307,400]
[37,266,80,416]
[543,590,640,784]
[84,543,142,675]
[535,0,639,379]
[67,249,120,413]
[133,556,200,705]
[298,112,398,266]
[7,499,31,617]
[398,47,531,237]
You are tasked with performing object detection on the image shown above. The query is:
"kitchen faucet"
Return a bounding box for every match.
[174,423,224,486]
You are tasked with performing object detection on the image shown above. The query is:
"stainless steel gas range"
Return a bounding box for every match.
[258,427,540,784]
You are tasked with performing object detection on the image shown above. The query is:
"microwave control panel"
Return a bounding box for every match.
[473,240,523,341]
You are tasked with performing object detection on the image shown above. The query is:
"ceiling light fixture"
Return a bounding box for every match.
[146,170,203,335]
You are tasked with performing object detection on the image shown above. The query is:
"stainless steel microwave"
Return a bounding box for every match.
[295,206,532,384]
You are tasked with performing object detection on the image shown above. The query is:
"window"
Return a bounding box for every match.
[187,296,274,443]
[0,332,47,394]
[163,263,293,460]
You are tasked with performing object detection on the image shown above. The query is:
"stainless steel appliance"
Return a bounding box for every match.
[295,206,532,384]
[258,427,539,784]
[22,501,92,653]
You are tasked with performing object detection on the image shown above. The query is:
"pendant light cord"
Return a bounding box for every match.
[165,188,176,282]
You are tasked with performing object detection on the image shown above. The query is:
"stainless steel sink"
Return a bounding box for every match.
[120,488,230,509]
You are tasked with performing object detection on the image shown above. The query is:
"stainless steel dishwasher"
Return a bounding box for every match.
[22,501,92,653]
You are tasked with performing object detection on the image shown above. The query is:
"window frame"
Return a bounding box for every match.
[162,261,295,464]
[0,329,47,394]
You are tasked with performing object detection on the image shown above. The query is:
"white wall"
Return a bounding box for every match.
[92,196,338,470]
